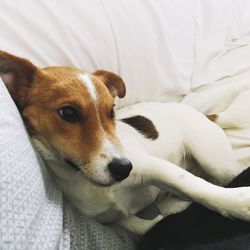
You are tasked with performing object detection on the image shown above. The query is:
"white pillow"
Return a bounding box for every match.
[0,0,194,107]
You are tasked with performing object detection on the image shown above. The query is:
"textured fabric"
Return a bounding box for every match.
[62,203,136,250]
[0,79,136,250]
[0,79,63,249]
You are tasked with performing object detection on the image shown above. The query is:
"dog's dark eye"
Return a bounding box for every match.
[110,107,115,119]
[58,106,81,122]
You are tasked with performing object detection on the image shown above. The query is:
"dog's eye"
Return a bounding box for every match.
[58,106,81,122]
[110,107,115,119]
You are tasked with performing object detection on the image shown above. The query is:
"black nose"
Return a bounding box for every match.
[108,158,133,181]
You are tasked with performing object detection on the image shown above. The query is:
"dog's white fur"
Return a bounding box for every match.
[36,100,250,234]
[79,73,97,101]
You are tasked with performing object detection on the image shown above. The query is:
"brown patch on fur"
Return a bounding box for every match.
[121,115,159,140]
[0,51,37,110]
[207,114,218,122]
[93,70,126,98]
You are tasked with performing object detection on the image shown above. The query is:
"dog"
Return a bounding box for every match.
[2,51,250,234]
[138,167,250,250]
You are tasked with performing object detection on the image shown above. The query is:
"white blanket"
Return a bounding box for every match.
[182,0,250,169]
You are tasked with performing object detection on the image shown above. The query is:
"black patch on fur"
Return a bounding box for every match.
[121,115,159,140]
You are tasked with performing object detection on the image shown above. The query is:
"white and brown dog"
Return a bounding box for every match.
[1,51,250,234]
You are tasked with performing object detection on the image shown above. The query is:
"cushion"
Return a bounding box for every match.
[0,0,194,107]
[1,0,250,107]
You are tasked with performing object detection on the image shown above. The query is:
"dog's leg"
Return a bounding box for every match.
[185,117,243,185]
[118,214,163,235]
[155,195,191,216]
[128,152,250,221]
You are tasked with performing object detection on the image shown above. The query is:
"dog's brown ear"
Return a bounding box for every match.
[93,70,126,98]
[0,51,37,108]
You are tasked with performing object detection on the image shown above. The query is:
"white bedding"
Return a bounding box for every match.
[0,0,194,107]
[182,1,250,169]
[1,0,250,105]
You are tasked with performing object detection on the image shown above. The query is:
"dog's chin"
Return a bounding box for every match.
[87,177,116,187]
[64,159,115,187]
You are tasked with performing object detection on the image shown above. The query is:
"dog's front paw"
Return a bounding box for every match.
[133,215,164,235]
[119,214,164,235]
[222,187,250,221]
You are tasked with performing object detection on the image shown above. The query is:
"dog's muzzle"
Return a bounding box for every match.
[107,158,133,181]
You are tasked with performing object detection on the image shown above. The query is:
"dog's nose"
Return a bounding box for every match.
[108,158,133,181]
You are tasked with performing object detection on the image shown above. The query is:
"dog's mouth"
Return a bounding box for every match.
[64,159,81,172]
[64,159,114,187]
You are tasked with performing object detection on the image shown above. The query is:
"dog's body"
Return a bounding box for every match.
[45,102,240,229]
[2,51,250,234]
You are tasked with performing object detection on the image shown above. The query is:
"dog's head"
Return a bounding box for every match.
[0,51,132,186]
